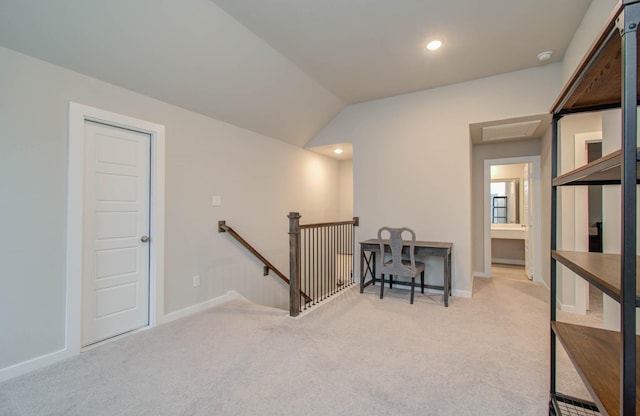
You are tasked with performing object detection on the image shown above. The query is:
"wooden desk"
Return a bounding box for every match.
[359,239,453,307]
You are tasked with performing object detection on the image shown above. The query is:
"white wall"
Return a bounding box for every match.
[309,64,562,297]
[0,46,340,375]
[600,109,640,332]
[556,113,602,313]
[561,0,619,85]
[539,128,553,288]
[338,160,354,220]
[601,109,621,330]
[492,163,526,180]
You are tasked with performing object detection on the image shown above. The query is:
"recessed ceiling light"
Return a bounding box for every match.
[537,51,553,62]
[426,40,442,51]
[334,148,343,155]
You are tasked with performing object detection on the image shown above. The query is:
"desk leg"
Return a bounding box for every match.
[360,250,376,293]
[360,248,365,293]
[444,252,451,307]
[372,252,376,285]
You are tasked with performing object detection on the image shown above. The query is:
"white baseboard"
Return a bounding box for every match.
[0,346,74,383]
[474,271,491,278]
[0,291,242,383]
[452,289,472,298]
[492,258,525,266]
[377,283,469,298]
[159,291,243,324]
[559,302,586,315]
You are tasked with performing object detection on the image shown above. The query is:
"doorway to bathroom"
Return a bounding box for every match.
[483,156,542,283]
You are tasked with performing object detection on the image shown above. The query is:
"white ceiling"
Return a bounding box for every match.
[0,0,344,148]
[0,0,591,148]
[212,0,592,103]
[304,142,353,161]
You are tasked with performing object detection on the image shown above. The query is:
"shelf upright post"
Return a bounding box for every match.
[550,113,562,401]
[617,3,640,414]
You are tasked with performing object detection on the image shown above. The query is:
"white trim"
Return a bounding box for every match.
[483,156,542,285]
[559,302,586,315]
[160,291,246,324]
[540,279,550,291]
[474,271,491,278]
[81,326,152,352]
[491,258,526,266]
[452,289,472,298]
[0,291,238,382]
[0,348,69,383]
[67,102,165,352]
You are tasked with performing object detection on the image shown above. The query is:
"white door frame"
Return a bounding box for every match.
[483,156,542,283]
[569,132,601,314]
[67,102,165,355]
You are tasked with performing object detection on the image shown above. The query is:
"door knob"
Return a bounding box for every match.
[141,235,150,243]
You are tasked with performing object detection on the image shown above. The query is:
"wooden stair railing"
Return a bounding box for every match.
[288,213,359,316]
[218,220,311,303]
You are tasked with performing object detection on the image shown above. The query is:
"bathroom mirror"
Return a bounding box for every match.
[490,179,520,223]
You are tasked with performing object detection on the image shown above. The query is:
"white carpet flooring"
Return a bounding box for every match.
[0,265,592,415]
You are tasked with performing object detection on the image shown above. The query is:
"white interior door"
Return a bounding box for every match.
[82,121,151,346]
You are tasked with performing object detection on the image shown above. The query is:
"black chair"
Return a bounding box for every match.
[378,227,425,304]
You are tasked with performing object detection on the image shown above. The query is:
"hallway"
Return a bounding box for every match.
[491,263,603,329]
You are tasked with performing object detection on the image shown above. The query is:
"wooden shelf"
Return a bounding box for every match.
[552,250,640,306]
[552,149,640,186]
[551,1,640,114]
[552,322,640,416]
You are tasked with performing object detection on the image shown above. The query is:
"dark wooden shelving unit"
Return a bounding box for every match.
[552,251,640,306]
[551,4,640,114]
[549,1,640,415]
[553,322,640,416]
[552,149,640,186]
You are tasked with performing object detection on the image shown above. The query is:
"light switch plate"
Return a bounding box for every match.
[211,195,222,206]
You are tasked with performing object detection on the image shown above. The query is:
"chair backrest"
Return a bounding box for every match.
[378,226,417,277]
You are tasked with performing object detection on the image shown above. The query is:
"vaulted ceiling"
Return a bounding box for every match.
[0,0,591,147]
[212,0,591,104]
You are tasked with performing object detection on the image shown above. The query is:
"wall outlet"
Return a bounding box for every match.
[193,275,201,287]
[211,195,222,206]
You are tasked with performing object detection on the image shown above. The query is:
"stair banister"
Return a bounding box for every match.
[218,220,311,305]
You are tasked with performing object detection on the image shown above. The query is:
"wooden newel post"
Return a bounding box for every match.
[288,212,302,317]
